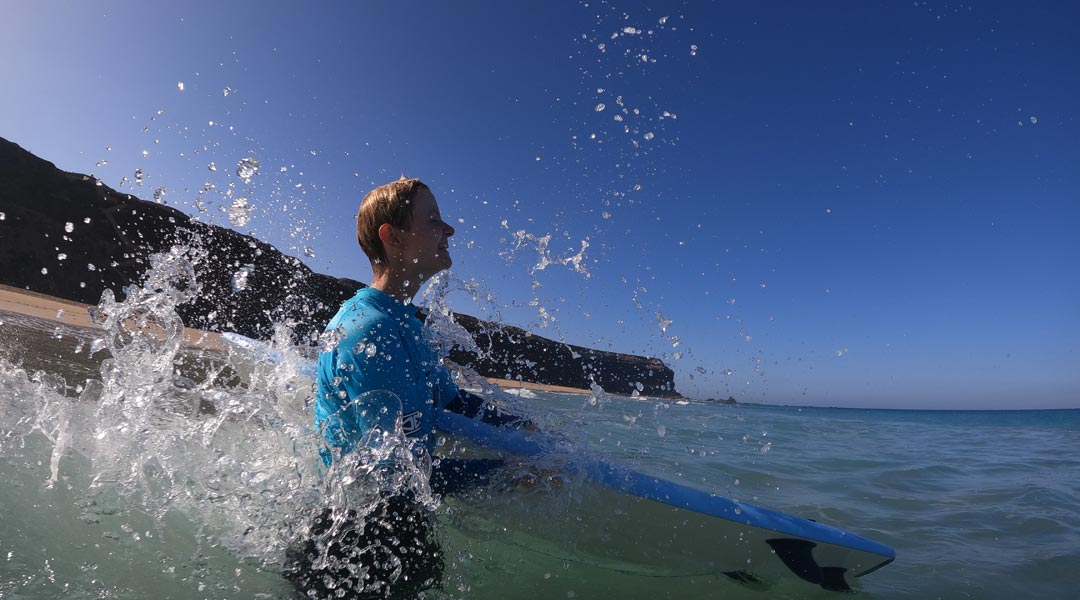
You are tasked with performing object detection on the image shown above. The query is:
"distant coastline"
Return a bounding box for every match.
[0,283,600,396]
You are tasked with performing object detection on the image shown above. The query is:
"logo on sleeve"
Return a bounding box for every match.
[401,410,423,435]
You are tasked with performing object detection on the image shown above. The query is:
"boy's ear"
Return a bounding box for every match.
[378,223,404,251]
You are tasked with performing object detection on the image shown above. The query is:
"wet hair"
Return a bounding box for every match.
[356,177,429,266]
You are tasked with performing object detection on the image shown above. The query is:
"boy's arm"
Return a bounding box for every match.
[443,389,536,430]
[324,331,411,451]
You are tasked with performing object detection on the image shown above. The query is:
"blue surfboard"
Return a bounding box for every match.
[221,332,894,591]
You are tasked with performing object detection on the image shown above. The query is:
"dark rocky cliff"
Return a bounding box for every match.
[0,136,679,397]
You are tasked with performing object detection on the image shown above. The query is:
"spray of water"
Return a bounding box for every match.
[0,247,440,597]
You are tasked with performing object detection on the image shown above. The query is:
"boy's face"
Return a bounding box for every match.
[400,188,455,279]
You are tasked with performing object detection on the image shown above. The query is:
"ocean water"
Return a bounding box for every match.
[1,263,1078,599]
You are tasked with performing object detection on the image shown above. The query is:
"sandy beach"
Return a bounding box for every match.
[0,283,228,352]
[0,284,591,395]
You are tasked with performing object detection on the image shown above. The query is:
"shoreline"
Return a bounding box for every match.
[0,283,227,351]
[0,284,594,395]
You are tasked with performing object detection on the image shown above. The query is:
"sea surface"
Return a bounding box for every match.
[1,276,1078,599]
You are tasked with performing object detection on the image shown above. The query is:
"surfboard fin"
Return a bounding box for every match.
[766,538,853,592]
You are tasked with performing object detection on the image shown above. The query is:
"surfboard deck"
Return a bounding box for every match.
[221,332,894,591]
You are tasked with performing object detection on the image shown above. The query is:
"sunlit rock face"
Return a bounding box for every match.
[0,136,678,397]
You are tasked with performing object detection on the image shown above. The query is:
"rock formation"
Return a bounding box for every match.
[0,136,679,397]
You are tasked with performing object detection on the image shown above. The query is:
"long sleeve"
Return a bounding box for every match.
[317,328,413,454]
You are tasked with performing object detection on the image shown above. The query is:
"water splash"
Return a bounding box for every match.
[419,273,481,361]
[499,225,591,279]
[0,248,447,597]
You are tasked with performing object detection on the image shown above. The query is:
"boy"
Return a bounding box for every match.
[287,178,517,599]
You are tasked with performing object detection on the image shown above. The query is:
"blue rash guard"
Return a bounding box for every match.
[315,287,457,459]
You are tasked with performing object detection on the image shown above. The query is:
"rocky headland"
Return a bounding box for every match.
[0,136,679,398]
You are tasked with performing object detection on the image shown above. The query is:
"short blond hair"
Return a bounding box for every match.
[356,177,429,265]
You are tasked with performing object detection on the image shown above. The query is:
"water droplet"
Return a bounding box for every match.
[318,326,346,353]
[690,44,698,56]
[41,267,48,275]
[659,16,669,24]
[231,266,252,291]
[303,246,316,258]
[57,253,67,261]
[223,86,233,97]
[228,197,253,227]
[657,425,667,437]
[656,311,672,334]
[56,309,64,319]
[64,222,74,233]
[96,159,109,167]
[89,338,106,354]
[1030,116,1038,124]
[595,103,606,112]
[365,344,378,358]
[84,217,91,224]
[0,212,5,220]
[134,169,144,185]
[208,162,217,172]
[153,187,166,203]
[141,150,149,158]
[236,157,260,182]
[177,81,184,91]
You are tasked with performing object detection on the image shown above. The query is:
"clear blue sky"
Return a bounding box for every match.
[3,1,1077,409]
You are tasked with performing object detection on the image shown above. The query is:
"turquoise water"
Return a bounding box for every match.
[537,398,1080,598]
[1,272,1078,599]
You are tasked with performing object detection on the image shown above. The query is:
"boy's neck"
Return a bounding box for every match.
[370,267,418,304]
